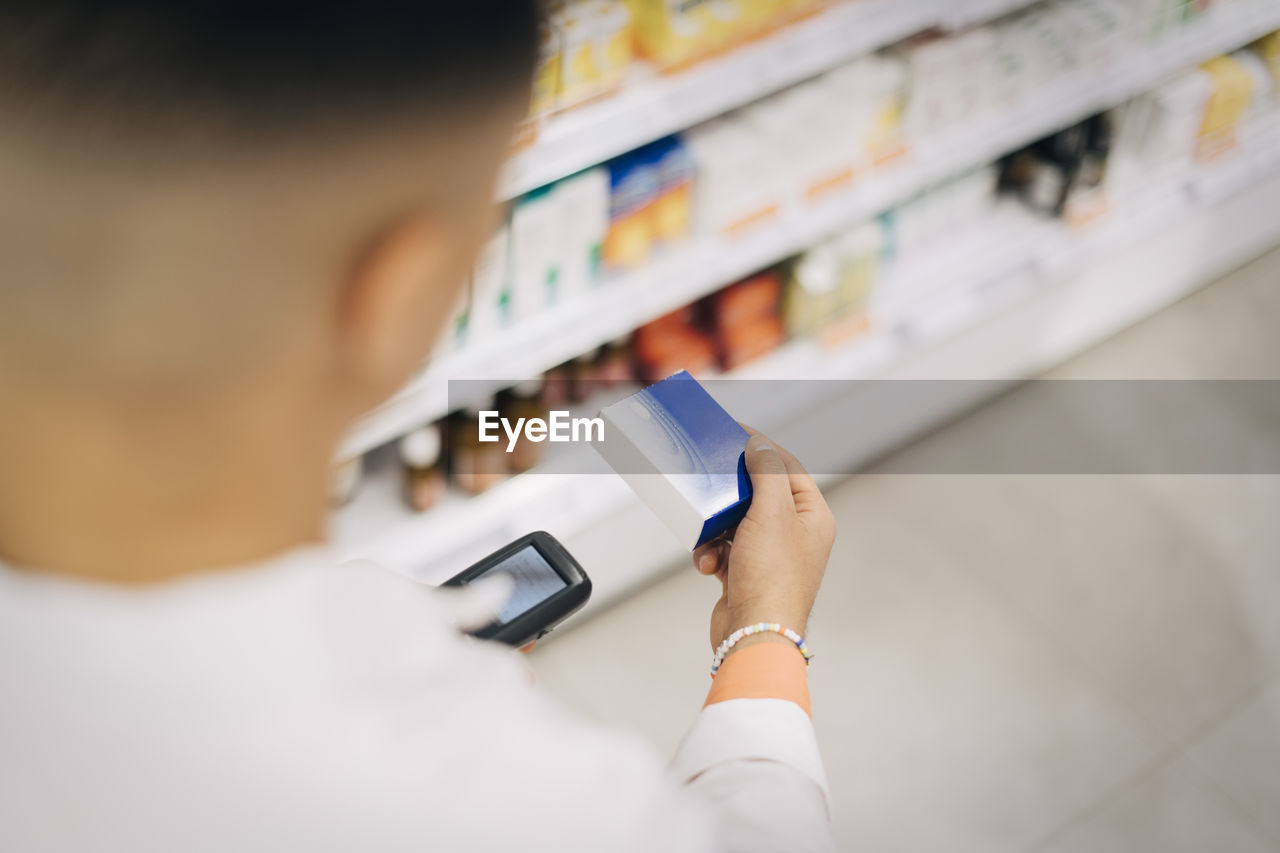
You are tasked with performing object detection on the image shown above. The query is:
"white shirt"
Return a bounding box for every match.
[0,548,833,852]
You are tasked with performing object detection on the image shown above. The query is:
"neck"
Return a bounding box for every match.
[0,375,342,584]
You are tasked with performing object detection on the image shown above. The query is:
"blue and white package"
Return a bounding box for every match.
[595,371,752,549]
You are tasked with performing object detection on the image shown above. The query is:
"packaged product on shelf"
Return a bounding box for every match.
[427,278,472,360]
[627,0,823,69]
[1002,119,1091,218]
[1197,54,1257,159]
[593,0,634,93]
[760,82,854,202]
[499,381,548,473]
[625,0,717,69]
[633,308,717,381]
[645,136,696,245]
[604,147,659,270]
[510,185,563,319]
[450,400,509,495]
[831,53,907,168]
[549,0,634,108]
[783,220,882,346]
[470,225,512,343]
[330,455,363,507]
[551,3,603,109]
[528,21,562,119]
[1001,113,1114,223]
[716,314,785,370]
[987,22,1030,115]
[400,425,447,512]
[1063,113,1114,226]
[709,271,781,334]
[711,0,758,46]
[899,34,963,138]
[825,220,882,344]
[1109,70,1213,188]
[1231,49,1274,123]
[783,243,841,342]
[950,26,1000,122]
[711,275,785,371]
[891,166,997,256]
[685,114,781,237]
[556,166,609,296]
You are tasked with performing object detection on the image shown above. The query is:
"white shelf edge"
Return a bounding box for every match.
[336,139,1280,600]
[938,0,1040,30]
[339,0,1280,460]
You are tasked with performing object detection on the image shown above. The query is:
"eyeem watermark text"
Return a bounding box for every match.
[477,411,604,453]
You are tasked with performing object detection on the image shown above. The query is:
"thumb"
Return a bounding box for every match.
[743,432,793,515]
[432,573,515,632]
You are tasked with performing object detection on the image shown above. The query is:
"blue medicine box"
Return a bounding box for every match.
[595,371,752,549]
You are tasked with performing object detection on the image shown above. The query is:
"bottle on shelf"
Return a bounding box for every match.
[400,425,447,512]
[633,307,717,381]
[709,271,785,370]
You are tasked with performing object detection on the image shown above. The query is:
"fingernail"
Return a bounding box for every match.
[697,553,713,573]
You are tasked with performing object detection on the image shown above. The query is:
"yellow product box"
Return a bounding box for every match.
[529,22,562,118]
[705,0,752,50]
[554,4,604,107]
[594,0,634,91]
[604,148,659,271]
[1197,55,1255,159]
[737,0,780,35]
[626,0,718,68]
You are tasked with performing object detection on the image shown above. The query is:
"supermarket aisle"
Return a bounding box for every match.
[530,246,1280,852]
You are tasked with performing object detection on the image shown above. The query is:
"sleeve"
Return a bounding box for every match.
[307,564,833,852]
[669,643,836,852]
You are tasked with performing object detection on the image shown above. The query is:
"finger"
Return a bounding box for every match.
[740,422,823,509]
[742,431,794,516]
[433,573,514,632]
[692,537,730,575]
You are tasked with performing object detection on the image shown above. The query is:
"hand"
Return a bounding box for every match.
[693,427,835,657]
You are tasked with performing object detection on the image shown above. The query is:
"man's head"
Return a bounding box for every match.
[0,0,537,410]
[0,2,540,579]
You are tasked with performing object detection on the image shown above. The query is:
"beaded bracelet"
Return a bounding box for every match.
[710,622,813,676]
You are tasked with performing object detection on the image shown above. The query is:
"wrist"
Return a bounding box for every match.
[726,608,808,639]
[721,630,793,662]
[711,620,814,676]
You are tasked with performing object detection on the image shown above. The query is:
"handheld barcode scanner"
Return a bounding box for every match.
[442,531,592,647]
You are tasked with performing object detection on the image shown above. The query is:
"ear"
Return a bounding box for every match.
[336,213,466,401]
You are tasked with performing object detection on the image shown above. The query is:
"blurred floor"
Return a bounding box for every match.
[530,246,1280,852]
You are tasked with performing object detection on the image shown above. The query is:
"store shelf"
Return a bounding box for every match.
[334,129,1280,609]
[498,0,938,200]
[339,0,1280,460]
[937,0,1041,30]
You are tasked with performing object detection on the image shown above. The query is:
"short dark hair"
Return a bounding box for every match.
[0,1,540,146]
